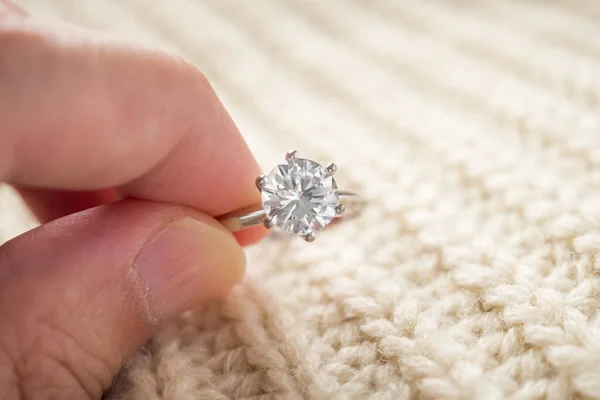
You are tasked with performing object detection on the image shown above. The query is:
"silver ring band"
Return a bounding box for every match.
[219,190,364,232]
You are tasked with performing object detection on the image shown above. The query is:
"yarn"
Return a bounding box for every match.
[3,0,600,398]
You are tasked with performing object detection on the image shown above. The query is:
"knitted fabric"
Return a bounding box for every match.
[3,0,600,398]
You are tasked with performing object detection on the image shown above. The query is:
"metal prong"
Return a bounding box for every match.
[263,216,274,229]
[255,174,267,191]
[303,232,316,242]
[326,163,337,175]
[335,203,346,216]
[285,149,298,160]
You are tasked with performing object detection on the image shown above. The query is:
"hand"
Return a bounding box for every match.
[0,3,265,398]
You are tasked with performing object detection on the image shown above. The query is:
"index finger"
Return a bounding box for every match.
[0,14,261,217]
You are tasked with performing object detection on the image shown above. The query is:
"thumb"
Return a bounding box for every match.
[0,200,245,399]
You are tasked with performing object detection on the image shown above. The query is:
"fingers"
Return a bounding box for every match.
[0,199,245,398]
[0,15,262,218]
[16,187,119,222]
[15,185,267,245]
[0,17,189,188]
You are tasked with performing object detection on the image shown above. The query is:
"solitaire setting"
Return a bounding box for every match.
[218,150,362,242]
[256,150,343,241]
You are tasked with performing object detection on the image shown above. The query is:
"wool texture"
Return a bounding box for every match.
[3,0,600,399]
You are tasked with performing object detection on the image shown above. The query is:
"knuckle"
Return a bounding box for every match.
[0,313,112,399]
[0,344,19,400]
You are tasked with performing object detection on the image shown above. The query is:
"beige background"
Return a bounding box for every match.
[3,1,600,398]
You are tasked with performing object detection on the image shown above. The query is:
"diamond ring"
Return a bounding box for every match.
[218,150,363,242]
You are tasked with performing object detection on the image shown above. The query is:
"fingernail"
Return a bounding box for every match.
[135,216,245,321]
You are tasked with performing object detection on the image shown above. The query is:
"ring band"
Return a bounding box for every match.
[217,150,364,242]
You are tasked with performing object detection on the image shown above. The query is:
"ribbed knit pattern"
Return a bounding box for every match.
[3,1,600,398]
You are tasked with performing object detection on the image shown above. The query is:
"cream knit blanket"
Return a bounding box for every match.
[3,1,600,399]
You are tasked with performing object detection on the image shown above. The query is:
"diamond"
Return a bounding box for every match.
[260,157,339,236]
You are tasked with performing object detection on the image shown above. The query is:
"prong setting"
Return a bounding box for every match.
[264,216,274,229]
[259,153,342,242]
[285,149,298,160]
[255,174,267,191]
[326,162,337,175]
[303,232,317,242]
[335,203,346,216]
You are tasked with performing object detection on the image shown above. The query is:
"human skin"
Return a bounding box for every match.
[0,1,267,398]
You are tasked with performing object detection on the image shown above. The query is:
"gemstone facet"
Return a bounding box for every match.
[260,157,339,236]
